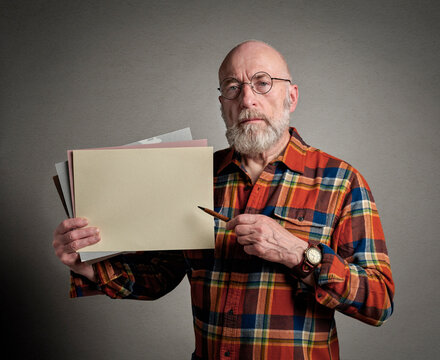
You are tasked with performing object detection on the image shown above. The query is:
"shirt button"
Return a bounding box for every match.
[228,309,233,315]
[298,216,304,222]
[224,351,231,357]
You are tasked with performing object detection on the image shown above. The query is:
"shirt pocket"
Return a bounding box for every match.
[272,206,330,245]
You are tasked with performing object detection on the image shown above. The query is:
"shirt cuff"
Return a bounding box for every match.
[92,260,123,287]
[314,244,348,308]
[69,271,102,298]
[69,260,123,298]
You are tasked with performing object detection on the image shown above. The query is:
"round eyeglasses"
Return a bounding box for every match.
[218,71,291,100]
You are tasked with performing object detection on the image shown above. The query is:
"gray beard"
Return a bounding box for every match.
[222,104,291,156]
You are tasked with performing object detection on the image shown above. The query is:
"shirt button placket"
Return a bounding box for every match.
[220,346,233,359]
[220,280,240,359]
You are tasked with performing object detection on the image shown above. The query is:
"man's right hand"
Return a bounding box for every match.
[53,217,101,282]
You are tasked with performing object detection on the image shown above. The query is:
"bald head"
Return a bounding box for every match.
[218,40,291,82]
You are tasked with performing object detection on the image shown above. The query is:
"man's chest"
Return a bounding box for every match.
[213,167,345,247]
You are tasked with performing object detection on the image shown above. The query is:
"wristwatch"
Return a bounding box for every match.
[292,242,322,279]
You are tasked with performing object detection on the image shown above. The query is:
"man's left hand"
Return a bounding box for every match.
[226,214,308,268]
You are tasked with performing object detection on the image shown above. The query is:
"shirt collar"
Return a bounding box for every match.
[275,127,307,174]
[215,127,308,175]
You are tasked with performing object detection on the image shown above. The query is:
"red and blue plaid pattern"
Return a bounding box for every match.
[70,128,394,359]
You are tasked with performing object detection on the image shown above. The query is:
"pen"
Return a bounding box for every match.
[198,206,230,222]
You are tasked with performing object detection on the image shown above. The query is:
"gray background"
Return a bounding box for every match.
[1,0,439,359]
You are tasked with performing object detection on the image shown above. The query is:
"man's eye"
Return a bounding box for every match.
[257,81,270,87]
[228,85,239,91]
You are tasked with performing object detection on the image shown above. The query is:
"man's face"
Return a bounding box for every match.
[218,43,298,156]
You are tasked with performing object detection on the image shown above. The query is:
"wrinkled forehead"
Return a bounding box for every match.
[220,71,271,85]
[218,43,290,83]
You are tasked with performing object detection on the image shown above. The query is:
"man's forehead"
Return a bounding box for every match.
[219,42,289,81]
[220,67,275,82]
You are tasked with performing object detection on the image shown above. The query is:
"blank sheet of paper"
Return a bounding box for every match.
[73,147,214,252]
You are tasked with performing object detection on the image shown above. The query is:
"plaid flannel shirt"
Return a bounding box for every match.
[70,128,394,359]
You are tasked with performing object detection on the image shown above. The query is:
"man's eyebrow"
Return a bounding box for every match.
[221,77,239,83]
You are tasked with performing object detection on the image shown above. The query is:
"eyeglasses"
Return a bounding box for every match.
[218,71,291,100]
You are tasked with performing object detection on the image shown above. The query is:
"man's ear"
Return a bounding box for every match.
[289,84,299,113]
[219,95,225,106]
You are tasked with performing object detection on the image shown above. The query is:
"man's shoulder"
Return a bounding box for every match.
[307,144,360,173]
[213,147,233,174]
[288,128,356,173]
[307,145,352,168]
[291,132,363,183]
[288,129,355,174]
[214,147,232,160]
[303,144,371,194]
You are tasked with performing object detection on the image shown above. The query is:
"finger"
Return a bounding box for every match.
[59,227,100,246]
[235,224,254,236]
[55,217,88,235]
[243,244,256,255]
[59,251,81,267]
[243,244,264,257]
[226,214,259,230]
[243,243,273,259]
[236,235,255,246]
[63,233,101,254]
[236,230,268,245]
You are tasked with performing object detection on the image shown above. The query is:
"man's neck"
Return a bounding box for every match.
[240,129,291,184]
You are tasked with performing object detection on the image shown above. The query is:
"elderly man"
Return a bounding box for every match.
[53,40,394,359]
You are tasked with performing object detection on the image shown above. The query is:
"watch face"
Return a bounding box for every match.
[306,247,322,265]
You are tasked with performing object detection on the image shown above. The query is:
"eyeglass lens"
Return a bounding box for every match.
[220,72,273,100]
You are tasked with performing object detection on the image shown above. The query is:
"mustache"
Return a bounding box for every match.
[238,109,269,123]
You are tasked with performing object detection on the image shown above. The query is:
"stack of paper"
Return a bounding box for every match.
[53,128,214,263]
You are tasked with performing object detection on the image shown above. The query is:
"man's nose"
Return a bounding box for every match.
[239,83,257,108]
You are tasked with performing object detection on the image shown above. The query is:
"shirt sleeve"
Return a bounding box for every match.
[69,251,188,300]
[313,170,395,326]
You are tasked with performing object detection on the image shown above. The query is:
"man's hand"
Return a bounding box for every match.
[226,214,308,269]
[52,217,100,282]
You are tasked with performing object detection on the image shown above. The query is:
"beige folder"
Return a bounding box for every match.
[73,146,214,252]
